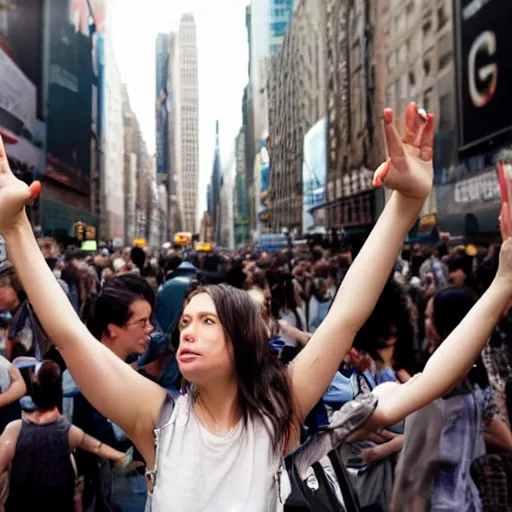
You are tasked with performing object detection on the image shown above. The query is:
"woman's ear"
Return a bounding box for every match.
[106,323,118,339]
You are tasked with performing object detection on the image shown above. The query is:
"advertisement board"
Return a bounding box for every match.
[302,117,327,233]
[45,0,96,182]
[258,138,271,222]
[0,47,37,141]
[0,0,43,119]
[436,168,500,215]
[260,139,270,199]
[454,0,512,152]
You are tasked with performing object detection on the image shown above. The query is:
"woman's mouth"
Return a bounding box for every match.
[179,349,200,362]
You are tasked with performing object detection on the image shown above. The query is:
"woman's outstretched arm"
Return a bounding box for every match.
[0,136,166,459]
[369,238,512,429]
[289,103,435,421]
[0,362,26,408]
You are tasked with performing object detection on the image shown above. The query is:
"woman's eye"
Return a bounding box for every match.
[179,319,188,329]
[204,318,214,325]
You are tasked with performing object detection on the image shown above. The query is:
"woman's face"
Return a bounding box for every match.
[424,297,439,346]
[178,293,235,386]
[377,324,398,349]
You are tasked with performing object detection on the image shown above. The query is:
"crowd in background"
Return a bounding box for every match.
[0,232,511,511]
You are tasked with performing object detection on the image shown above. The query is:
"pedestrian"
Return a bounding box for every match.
[0,361,129,512]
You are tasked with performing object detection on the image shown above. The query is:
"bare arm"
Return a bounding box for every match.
[371,265,512,429]
[0,137,166,462]
[278,320,312,347]
[361,435,404,464]
[484,415,512,454]
[69,426,125,463]
[289,103,434,420]
[0,421,21,473]
[0,364,26,408]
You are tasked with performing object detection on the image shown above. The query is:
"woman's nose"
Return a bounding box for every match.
[180,323,196,342]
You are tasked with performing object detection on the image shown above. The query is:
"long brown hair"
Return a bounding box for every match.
[183,284,295,451]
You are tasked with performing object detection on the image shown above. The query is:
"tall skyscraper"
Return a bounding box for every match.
[269,0,294,56]
[248,0,293,234]
[174,13,199,233]
[209,121,222,243]
[167,32,180,236]
[155,33,170,184]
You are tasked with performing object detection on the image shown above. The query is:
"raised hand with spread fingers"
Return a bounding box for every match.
[0,136,41,236]
[287,102,435,425]
[373,102,434,199]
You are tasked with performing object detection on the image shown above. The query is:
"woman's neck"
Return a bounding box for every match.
[194,380,241,436]
[376,346,395,368]
[25,407,60,424]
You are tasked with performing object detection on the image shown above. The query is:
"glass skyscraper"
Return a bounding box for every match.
[269,0,294,56]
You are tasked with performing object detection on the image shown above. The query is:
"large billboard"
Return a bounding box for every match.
[454,0,512,152]
[0,0,43,120]
[302,117,327,233]
[0,47,36,143]
[45,0,97,189]
[258,138,270,223]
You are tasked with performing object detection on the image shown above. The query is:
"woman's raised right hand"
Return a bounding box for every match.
[0,135,41,236]
[497,203,512,287]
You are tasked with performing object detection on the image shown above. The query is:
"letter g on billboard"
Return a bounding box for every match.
[469,31,498,108]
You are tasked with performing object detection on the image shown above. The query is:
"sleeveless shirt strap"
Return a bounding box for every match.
[155,392,176,429]
[145,392,176,492]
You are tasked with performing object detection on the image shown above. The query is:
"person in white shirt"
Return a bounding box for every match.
[1,103,512,511]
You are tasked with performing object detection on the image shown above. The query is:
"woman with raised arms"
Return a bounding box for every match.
[0,103,511,511]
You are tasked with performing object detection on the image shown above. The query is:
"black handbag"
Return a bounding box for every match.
[280,393,379,512]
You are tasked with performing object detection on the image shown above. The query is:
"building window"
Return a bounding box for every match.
[438,50,452,71]
[437,4,448,31]
[437,32,452,71]
[423,87,434,113]
[439,93,453,130]
[422,19,433,47]
[408,70,416,87]
[423,55,432,77]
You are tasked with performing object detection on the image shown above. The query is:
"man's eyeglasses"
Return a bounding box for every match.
[126,317,153,329]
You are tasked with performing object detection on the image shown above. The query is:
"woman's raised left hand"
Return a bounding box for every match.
[0,136,41,236]
[373,102,434,200]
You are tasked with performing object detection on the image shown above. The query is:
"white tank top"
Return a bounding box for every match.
[147,394,283,512]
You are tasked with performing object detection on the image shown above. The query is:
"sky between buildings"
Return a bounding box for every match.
[111,0,249,217]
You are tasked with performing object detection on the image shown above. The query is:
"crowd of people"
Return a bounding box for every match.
[0,104,511,511]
